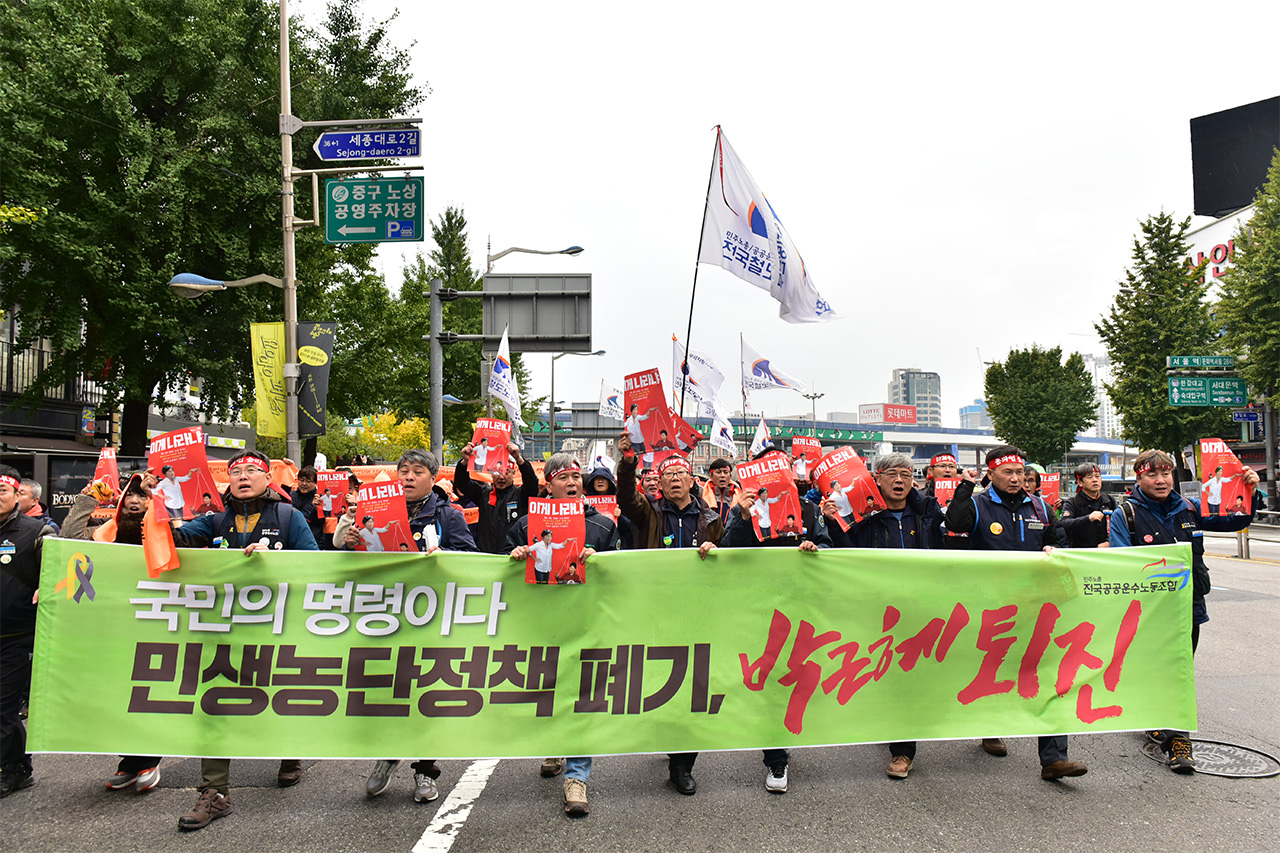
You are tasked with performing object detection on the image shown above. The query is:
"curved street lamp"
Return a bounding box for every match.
[486,243,583,274]
[167,272,284,299]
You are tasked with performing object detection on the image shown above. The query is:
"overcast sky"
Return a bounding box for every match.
[293,0,1277,426]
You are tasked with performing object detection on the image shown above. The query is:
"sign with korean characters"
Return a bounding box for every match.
[324,177,424,244]
[30,539,1195,759]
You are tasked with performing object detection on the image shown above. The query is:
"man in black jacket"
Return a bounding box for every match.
[455,439,538,554]
[1059,463,1115,548]
[723,446,829,794]
[0,465,54,799]
[507,453,619,818]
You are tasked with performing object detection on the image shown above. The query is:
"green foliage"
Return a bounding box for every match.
[984,345,1096,465]
[0,0,423,453]
[1216,148,1280,407]
[1096,212,1232,456]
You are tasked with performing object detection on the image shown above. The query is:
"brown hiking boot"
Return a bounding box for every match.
[980,738,1008,756]
[563,778,589,817]
[1041,760,1088,780]
[178,788,231,831]
[540,757,564,777]
[277,760,303,787]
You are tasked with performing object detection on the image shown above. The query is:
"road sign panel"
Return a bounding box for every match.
[1168,377,1208,406]
[1207,377,1248,406]
[324,177,424,244]
[1166,355,1235,369]
[1232,411,1260,422]
[312,128,420,161]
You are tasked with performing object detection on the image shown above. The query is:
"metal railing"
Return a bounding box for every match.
[1,340,106,406]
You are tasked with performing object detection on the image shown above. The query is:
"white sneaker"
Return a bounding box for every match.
[366,760,399,797]
[765,762,788,794]
[413,772,439,803]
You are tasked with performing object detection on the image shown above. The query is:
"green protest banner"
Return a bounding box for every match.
[30,539,1195,759]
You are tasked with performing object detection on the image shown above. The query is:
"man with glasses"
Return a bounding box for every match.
[506,453,621,816]
[1110,450,1260,773]
[945,446,1084,781]
[616,433,721,795]
[165,450,317,831]
[822,453,942,778]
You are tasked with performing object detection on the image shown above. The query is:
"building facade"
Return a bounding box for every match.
[887,368,942,428]
[959,398,991,430]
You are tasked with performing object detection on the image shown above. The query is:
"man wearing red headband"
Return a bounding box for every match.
[455,438,538,554]
[506,452,620,816]
[945,446,1084,780]
[616,432,721,796]
[1110,449,1260,773]
[0,465,55,799]
[165,449,318,830]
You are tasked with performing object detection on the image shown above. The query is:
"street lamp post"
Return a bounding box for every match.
[486,241,583,275]
[802,391,825,436]
[549,350,606,455]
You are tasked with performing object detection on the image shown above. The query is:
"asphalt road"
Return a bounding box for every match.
[3,550,1277,853]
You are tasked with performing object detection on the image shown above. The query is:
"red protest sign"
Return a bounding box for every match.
[932,478,960,509]
[584,494,619,521]
[736,453,803,540]
[812,447,885,531]
[317,470,351,519]
[147,427,222,521]
[1199,438,1251,518]
[624,368,677,467]
[792,436,822,479]
[1040,473,1061,507]
[354,480,415,552]
[469,419,512,474]
[526,498,586,584]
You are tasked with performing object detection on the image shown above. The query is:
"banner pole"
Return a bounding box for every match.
[678,127,721,421]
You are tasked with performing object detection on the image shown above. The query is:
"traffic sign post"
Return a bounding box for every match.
[313,128,420,161]
[1168,377,1248,407]
[324,177,424,244]
[1167,355,1235,369]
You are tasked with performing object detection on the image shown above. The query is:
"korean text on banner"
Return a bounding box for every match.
[31,540,1196,759]
[296,321,336,439]
[251,322,287,438]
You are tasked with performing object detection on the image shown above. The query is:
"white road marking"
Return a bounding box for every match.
[411,759,501,853]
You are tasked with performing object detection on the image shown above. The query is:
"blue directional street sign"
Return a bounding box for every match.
[312,128,420,161]
[1232,411,1260,422]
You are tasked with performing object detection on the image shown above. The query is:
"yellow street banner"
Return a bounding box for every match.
[250,321,286,437]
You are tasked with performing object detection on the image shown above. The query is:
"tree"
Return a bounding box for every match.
[1096,212,1231,461]
[983,345,1096,466]
[1216,148,1280,409]
[0,0,423,454]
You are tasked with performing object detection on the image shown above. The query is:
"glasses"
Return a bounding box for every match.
[228,465,266,477]
[879,470,914,481]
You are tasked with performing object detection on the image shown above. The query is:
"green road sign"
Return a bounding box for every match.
[1207,378,1248,406]
[1166,355,1235,369]
[324,177,424,244]
[1169,377,1248,406]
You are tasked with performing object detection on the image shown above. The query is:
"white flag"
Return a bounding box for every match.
[488,327,526,434]
[698,127,837,323]
[587,439,614,473]
[709,410,737,455]
[672,336,726,412]
[598,380,625,420]
[749,416,772,457]
[741,336,807,394]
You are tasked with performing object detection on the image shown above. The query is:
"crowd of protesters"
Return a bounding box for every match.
[0,431,1263,827]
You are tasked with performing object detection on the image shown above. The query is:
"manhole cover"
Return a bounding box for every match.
[1141,739,1280,778]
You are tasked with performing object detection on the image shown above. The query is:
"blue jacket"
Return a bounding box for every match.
[174,488,318,551]
[832,487,943,550]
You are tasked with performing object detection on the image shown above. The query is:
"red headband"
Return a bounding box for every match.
[1134,459,1172,476]
[987,454,1024,470]
[0,474,20,491]
[545,459,581,479]
[1076,464,1101,480]
[658,456,692,476]
[228,454,269,472]
[930,454,957,467]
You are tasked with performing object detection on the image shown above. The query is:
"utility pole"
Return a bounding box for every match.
[279,0,301,465]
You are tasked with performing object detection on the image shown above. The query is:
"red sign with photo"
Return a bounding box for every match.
[812,447,885,531]
[584,494,618,521]
[526,498,586,584]
[624,368,677,466]
[93,447,120,501]
[1199,438,1251,518]
[736,453,803,540]
[317,470,351,518]
[1040,473,1061,506]
[353,480,415,552]
[468,418,512,474]
[933,478,959,509]
[147,427,222,521]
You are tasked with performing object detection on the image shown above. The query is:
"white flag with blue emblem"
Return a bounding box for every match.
[488,327,526,439]
[749,416,772,457]
[698,127,837,323]
[741,336,807,395]
[709,410,737,455]
[598,380,625,420]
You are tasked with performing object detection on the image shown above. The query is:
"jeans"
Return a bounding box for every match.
[565,757,592,781]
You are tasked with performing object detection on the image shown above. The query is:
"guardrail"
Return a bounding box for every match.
[1204,523,1280,560]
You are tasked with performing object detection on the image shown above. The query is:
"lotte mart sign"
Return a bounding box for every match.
[324,177,424,244]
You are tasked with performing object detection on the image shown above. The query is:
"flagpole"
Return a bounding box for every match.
[740,332,748,454]
[678,126,721,421]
